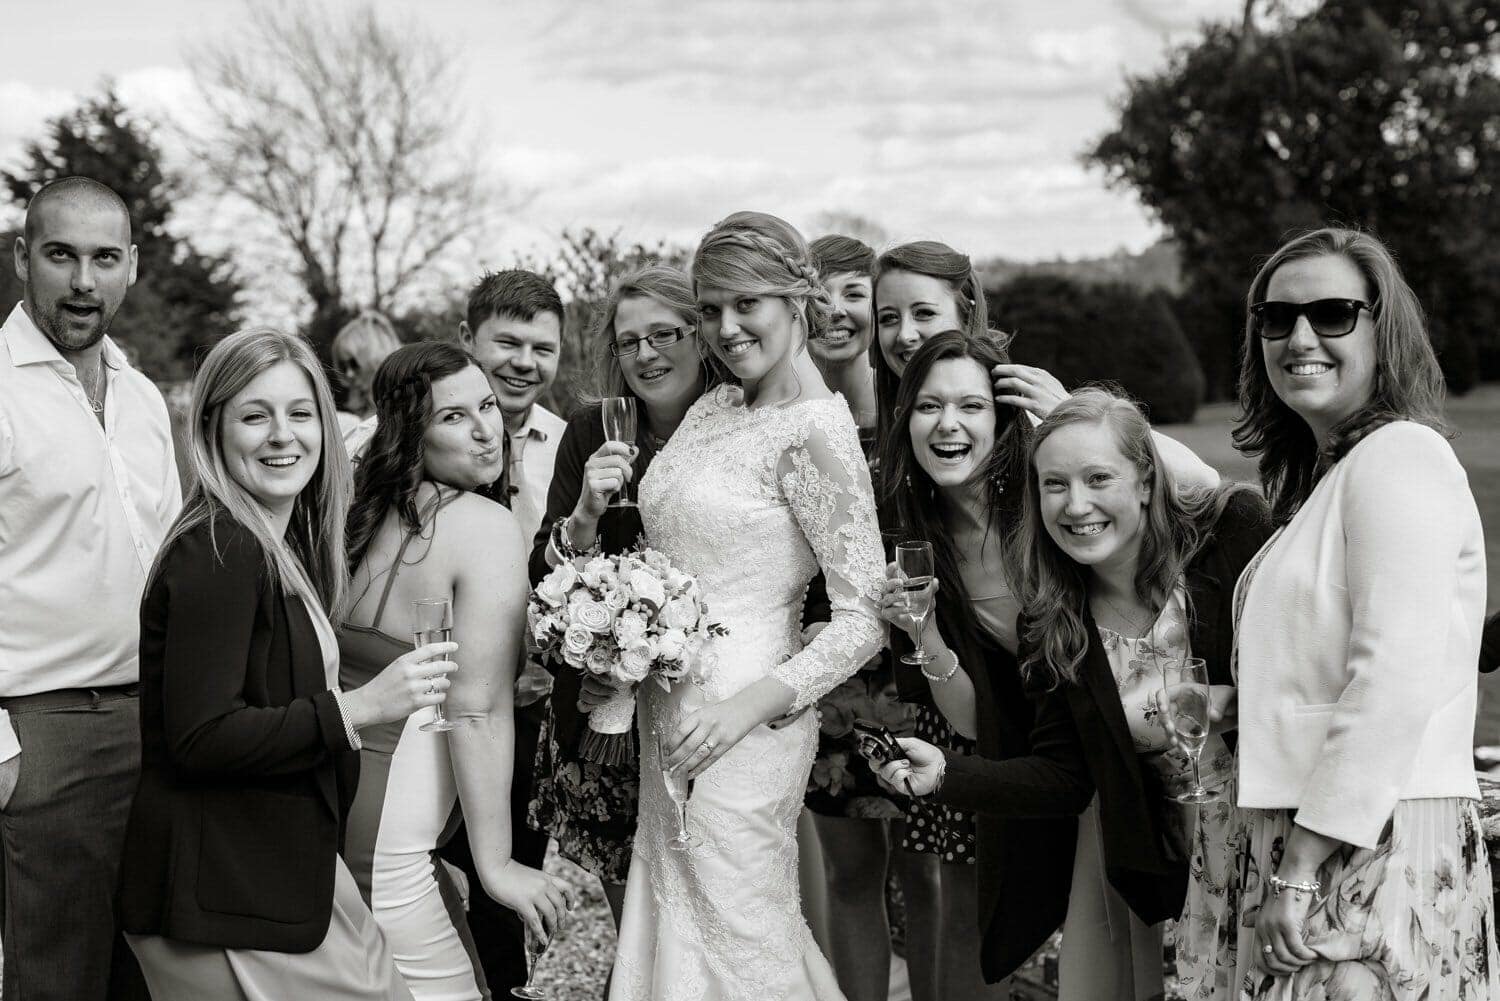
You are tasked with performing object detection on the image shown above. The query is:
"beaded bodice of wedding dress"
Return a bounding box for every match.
[608,388,885,1001]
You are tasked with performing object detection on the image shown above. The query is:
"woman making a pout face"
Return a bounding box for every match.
[528,265,724,931]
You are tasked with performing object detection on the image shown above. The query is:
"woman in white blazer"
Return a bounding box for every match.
[1222,227,1497,999]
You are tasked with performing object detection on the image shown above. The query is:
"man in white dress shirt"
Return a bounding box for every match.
[442,269,566,993]
[0,178,181,1001]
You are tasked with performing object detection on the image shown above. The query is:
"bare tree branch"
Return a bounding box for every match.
[183,0,516,345]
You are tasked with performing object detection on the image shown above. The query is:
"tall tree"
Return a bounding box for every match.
[1088,0,1500,396]
[186,2,508,352]
[1,88,242,381]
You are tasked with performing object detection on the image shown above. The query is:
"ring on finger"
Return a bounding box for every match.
[425,679,437,696]
[1262,943,1273,955]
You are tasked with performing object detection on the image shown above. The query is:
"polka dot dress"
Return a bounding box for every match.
[900,703,976,863]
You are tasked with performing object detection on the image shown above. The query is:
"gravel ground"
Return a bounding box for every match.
[527,845,617,1000]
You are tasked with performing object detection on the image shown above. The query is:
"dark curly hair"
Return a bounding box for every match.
[346,341,479,573]
[878,330,1032,654]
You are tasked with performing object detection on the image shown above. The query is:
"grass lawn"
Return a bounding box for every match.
[1158,383,1500,745]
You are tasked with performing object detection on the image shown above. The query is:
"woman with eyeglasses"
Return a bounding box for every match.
[527,265,723,932]
[1225,228,1496,997]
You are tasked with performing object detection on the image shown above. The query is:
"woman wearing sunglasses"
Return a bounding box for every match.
[1225,228,1496,997]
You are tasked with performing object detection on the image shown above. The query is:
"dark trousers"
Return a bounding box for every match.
[0,688,150,1001]
[439,697,551,995]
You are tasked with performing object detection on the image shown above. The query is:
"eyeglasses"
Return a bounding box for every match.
[1249,299,1371,340]
[610,326,690,357]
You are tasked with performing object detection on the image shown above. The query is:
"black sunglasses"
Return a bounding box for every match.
[610,326,689,357]
[1249,298,1371,340]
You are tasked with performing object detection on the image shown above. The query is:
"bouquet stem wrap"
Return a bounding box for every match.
[581,687,636,765]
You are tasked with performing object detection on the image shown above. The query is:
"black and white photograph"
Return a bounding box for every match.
[2,1,1499,999]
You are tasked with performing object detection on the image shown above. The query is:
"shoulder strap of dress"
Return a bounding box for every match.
[370,487,460,631]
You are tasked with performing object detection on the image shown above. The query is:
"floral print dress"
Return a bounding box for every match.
[1094,587,1239,999]
[1202,545,1500,1001]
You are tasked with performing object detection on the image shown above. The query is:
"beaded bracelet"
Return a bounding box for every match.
[921,648,960,684]
[551,515,601,561]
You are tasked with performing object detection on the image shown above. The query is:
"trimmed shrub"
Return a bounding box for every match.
[990,274,1206,424]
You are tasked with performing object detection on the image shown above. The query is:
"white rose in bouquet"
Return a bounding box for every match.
[618,643,652,683]
[613,609,649,648]
[580,555,614,589]
[660,596,700,631]
[570,599,614,635]
[585,645,615,676]
[627,568,667,610]
[535,561,579,607]
[563,625,594,657]
[656,627,688,661]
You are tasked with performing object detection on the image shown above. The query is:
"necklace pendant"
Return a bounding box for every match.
[90,398,104,414]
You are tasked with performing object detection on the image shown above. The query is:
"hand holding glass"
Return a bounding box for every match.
[895,542,936,665]
[412,598,456,733]
[511,921,554,999]
[1159,656,1218,803]
[656,729,702,851]
[601,397,637,508]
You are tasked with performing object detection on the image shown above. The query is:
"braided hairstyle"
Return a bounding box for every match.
[346,341,479,573]
[690,211,834,350]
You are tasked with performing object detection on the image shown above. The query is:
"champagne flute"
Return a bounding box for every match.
[601,397,637,508]
[412,597,455,733]
[1160,656,1218,803]
[655,730,702,851]
[895,541,936,665]
[510,920,554,999]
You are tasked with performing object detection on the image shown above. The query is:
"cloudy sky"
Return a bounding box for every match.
[1,0,1245,282]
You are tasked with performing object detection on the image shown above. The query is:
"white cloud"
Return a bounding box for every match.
[0,81,76,170]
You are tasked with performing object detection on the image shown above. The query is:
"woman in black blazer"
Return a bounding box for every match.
[118,328,454,1000]
[881,387,1269,1000]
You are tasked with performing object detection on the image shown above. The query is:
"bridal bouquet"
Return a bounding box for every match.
[528,545,726,764]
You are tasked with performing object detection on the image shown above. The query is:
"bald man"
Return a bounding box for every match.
[0,177,180,1001]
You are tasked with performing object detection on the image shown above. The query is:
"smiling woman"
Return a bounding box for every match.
[118,328,458,1001]
[1225,228,1497,998]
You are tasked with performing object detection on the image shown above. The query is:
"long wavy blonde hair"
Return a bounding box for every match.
[152,327,351,617]
[1016,387,1247,689]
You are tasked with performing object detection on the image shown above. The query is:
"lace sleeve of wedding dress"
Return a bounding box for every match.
[771,406,887,712]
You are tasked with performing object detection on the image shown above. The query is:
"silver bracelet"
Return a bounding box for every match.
[921,649,959,684]
[1267,874,1321,899]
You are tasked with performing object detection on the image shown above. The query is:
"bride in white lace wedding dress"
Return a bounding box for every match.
[608,213,886,1001]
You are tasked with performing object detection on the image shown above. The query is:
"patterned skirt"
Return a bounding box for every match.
[805,653,912,820]
[1188,793,1498,1000]
[900,703,977,864]
[527,706,639,885]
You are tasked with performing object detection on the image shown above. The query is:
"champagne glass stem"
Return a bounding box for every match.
[677,803,690,841]
[1189,751,1205,795]
[913,613,927,660]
